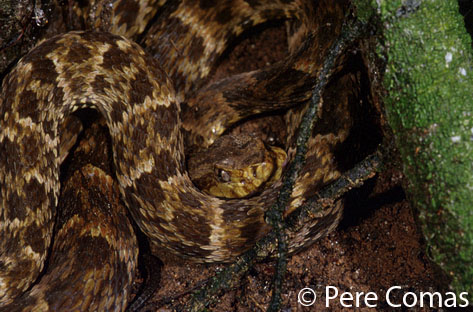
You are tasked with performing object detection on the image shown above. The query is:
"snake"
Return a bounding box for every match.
[0,0,355,309]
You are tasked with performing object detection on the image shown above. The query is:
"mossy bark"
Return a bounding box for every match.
[356,0,473,300]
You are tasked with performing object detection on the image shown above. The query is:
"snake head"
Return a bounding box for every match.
[188,133,286,198]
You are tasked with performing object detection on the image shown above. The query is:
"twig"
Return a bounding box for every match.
[265,17,368,311]
[184,17,370,312]
[184,152,380,311]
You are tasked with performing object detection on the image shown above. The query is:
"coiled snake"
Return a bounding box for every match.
[0,0,355,310]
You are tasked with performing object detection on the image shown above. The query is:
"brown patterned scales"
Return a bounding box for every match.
[0,0,352,308]
[4,165,137,312]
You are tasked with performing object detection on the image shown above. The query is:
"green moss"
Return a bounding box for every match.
[357,0,473,300]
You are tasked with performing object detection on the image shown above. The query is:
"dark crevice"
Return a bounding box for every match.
[458,0,473,45]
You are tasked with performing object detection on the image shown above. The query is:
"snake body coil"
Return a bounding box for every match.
[0,0,352,308]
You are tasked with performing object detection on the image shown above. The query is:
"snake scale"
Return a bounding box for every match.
[0,0,356,310]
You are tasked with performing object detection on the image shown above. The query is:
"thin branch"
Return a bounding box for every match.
[184,17,371,312]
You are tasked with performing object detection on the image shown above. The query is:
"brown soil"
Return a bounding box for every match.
[139,23,450,312]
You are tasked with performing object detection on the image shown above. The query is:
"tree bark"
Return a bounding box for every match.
[356,0,473,301]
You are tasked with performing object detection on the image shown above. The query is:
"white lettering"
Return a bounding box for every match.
[386,286,402,307]
[317,286,469,308]
[443,292,457,307]
[459,292,469,307]
[419,291,442,307]
[403,292,418,308]
[364,292,378,307]
[325,286,338,307]
[340,291,353,307]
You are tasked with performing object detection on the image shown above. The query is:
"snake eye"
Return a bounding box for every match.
[217,169,231,182]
